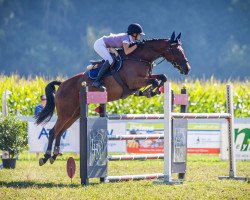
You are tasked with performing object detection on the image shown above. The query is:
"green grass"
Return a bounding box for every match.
[0,153,249,199]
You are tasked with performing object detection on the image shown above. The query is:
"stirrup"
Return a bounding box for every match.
[92,80,106,90]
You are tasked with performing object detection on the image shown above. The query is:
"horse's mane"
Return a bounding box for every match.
[143,38,169,42]
[117,38,169,55]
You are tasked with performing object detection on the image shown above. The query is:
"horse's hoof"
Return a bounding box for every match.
[134,90,143,96]
[39,158,45,166]
[154,89,161,95]
[152,80,160,88]
[150,91,156,97]
[49,157,55,164]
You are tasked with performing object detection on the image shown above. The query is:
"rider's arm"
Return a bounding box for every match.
[123,43,137,55]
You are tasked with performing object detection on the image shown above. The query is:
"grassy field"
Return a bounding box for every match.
[0,153,249,200]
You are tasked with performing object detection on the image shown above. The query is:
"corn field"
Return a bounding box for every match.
[0,75,249,117]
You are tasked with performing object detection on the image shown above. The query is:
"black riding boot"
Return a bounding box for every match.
[92,60,110,89]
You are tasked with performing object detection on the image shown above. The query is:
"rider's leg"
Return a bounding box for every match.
[92,38,113,89]
[92,60,110,89]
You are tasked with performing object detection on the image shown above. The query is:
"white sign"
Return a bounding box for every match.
[108,121,126,152]
[28,120,126,153]
[220,123,250,160]
[28,121,79,153]
[187,123,220,154]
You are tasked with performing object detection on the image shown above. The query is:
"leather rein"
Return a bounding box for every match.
[122,41,189,75]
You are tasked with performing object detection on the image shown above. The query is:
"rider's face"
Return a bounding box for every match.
[132,34,141,41]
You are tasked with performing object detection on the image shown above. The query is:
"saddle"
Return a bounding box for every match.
[87,48,137,99]
[87,48,122,79]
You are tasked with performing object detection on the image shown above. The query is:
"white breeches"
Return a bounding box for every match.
[94,38,113,65]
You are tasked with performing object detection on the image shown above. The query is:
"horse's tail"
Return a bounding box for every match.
[35,81,62,125]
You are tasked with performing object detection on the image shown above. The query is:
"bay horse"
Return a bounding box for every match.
[36,32,191,166]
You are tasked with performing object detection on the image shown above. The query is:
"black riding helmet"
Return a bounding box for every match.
[127,23,145,35]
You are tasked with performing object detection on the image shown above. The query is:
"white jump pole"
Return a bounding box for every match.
[154,82,182,184]
[227,84,236,178]
[108,134,164,140]
[219,85,246,181]
[164,82,173,183]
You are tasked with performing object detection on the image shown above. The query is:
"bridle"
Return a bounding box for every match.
[123,40,189,74]
[154,44,188,74]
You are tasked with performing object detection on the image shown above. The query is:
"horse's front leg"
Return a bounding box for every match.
[129,77,159,89]
[149,74,167,95]
[130,77,160,98]
[150,74,167,86]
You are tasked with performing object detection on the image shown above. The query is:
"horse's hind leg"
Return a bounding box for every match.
[39,117,66,166]
[49,110,80,164]
[39,127,55,166]
[49,130,64,164]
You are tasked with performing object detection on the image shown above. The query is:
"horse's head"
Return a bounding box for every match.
[162,32,191,75]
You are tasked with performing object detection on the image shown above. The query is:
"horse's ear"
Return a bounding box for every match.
[170,31,175,43]
[176,32,181,44]
[176,32,181,40]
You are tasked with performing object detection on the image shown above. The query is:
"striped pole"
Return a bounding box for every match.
[106,173,165,182]
[108,110,232,120]
[108,154,164,161]
[108,134,164,140]
[171,113,231,119]
[227,84,236,178]
[218,85,247,181]
[108,114,164,120]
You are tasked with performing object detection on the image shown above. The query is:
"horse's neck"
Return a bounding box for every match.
[133,40,168,62]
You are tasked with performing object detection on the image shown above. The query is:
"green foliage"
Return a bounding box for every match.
[0,115,28,158]
[104,78,250,118]
[0,75,250,117]
[0,75,62,116]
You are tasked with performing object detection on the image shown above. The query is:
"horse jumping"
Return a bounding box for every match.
[35,32,191,166]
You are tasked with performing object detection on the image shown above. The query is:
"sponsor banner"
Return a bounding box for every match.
[28,121,79,153]
[126,122,164,153]
[27,117,249,156]
[28,120,126,153]
[107,121,126,152]
[126,122,221,154]
[188,123,220,154]
[220,123,250,160]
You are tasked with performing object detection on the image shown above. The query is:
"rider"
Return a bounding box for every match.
[92,23,145,89]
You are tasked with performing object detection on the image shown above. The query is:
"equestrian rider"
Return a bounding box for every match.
[92,23,145,89]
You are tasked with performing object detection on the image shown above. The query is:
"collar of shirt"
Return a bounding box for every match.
[129,35,134,43]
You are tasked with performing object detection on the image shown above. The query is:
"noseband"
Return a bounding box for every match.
[149,42,188,75]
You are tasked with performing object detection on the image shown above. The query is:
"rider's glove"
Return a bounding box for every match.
[134,40,145,47]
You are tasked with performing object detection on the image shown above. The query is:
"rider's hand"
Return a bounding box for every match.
[135,40,145,47]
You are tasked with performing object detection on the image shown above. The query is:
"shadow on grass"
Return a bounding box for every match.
[0,181,79,188]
